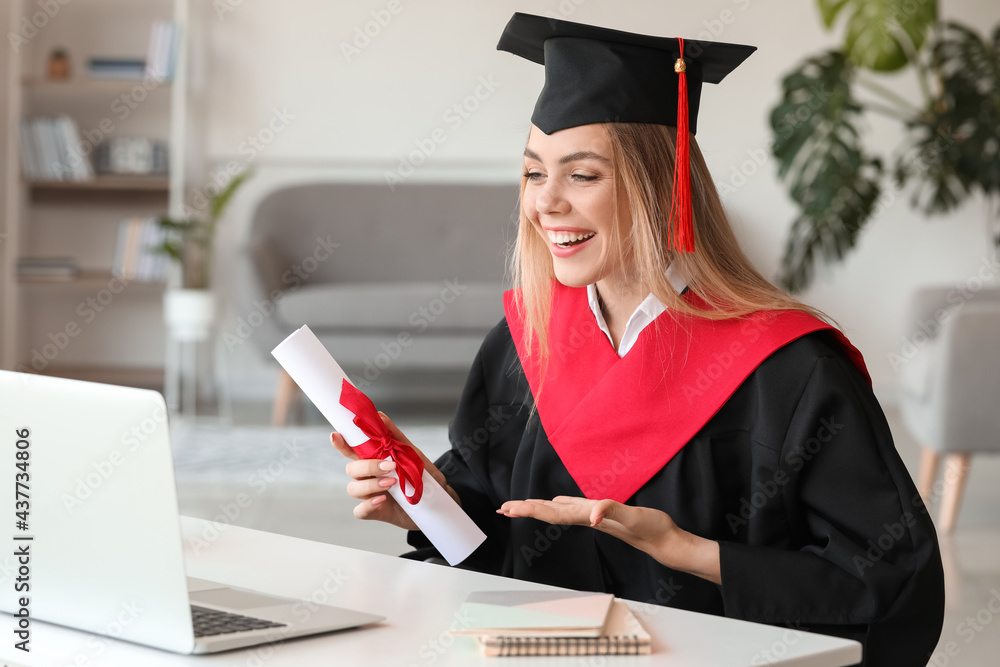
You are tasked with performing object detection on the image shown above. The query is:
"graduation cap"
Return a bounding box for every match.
[497,12,756,253]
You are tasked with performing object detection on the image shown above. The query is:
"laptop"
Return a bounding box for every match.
[0,370,384,654]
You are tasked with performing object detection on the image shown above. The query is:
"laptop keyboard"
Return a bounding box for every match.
[191,605,288,637]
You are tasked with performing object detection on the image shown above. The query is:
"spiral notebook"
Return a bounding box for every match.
[476,600,651,657]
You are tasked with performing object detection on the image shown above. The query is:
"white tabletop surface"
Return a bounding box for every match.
[1,516,862,666]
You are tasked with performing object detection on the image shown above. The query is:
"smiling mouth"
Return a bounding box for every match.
[547,230,596,248]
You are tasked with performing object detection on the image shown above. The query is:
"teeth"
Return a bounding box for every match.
[547,230,596,245]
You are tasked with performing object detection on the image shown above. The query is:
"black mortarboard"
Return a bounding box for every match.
[496,12,757,136]
[496,12,756,252]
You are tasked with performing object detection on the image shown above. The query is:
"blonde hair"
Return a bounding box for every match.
[508,122,832,397]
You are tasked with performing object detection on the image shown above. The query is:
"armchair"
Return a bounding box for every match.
[897,285,1000,533]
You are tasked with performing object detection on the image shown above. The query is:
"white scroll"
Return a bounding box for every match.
[271,325,487,566]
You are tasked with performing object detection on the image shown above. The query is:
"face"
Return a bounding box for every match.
[521,123,629,288]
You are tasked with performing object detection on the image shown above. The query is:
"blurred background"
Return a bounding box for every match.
[1,1,999,663]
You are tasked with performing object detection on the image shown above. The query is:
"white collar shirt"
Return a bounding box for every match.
[586,265,687,357]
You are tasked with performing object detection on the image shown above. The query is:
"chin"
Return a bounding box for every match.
[551,263,599,288]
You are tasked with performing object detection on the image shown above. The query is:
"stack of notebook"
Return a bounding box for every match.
[449,590,651,657]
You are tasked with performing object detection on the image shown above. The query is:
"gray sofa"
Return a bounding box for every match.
[234,181,520,419]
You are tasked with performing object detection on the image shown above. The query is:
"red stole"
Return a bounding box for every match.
[502,283,870,503]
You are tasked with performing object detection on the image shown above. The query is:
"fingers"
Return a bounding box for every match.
[379,411,412,447]
[588,500,652,534]
[380,412,431,467]
[495,496,632,531]
[335,413,435,484]
[590,498,618,527]
[344,457,395,480]
[330,432,359,460]
[346,475,397,500]
[496,500,527,517]
[496,499,533,518]
[378,412,450,488]
[496,496,676,565]
[496,498,592,525]
[352,495,389,520]
[334,412,448,532]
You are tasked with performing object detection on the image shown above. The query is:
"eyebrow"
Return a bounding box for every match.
[523,147,612,166]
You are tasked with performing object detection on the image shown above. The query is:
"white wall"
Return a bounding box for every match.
[194,0,999,401]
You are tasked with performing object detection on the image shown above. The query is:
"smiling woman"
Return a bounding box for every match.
[514,121,827,367]
[332,12,945,667]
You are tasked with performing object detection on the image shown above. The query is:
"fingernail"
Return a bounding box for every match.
[379,461,395,471]
[371,495,385,506]
[378,477,395,488]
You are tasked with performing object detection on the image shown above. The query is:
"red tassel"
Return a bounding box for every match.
[670,37,694,253]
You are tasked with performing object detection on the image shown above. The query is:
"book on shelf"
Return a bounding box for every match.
[30,117,58,178]
[27,119,50,178]
[54,116,87,179]
[85,20,176,82]
[87,58,147,80]
[19,116,94,181]
[475,599,651,657]
[18,121,39,178]
[113,216,169,282]
[145,20,178,81]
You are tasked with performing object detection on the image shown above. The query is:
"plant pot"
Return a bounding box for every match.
[164,289,215,342]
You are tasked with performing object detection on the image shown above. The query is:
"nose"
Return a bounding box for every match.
[533,178,570,216]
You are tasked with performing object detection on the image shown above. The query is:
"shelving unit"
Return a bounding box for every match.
[22,77,175,90]
[1,0,189,388]
[19,270,170,288]
[27,176,171,206]
[27,176,171,192]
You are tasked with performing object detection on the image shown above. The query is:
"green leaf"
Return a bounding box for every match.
[769,50,885,292]
[157,218,195,231]
[152,170,253,288]
[817,0,850,29]
[209,169,254,222]
[822,0,938,72]
[897,21,1000,213]
[152,241,183,262]
[780,163,882,292]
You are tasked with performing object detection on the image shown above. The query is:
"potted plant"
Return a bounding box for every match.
[156,170,253,341]
[769,1,999,292]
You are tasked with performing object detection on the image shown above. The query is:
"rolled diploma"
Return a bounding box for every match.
[271,325,487,566]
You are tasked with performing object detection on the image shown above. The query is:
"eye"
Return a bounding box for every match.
[522,170,544,181]
[572,173,598,182]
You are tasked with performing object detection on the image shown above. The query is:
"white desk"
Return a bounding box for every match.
[4,517,862,666]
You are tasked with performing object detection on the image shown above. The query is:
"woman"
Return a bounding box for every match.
[332,13,944,666]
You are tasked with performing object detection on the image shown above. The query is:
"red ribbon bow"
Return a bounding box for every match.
[338,379,425,505]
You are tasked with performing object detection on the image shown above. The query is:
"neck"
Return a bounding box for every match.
[594,277,645,348]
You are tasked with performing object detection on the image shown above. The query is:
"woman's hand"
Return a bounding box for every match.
[497,496,721,585]
[331,411,459,532]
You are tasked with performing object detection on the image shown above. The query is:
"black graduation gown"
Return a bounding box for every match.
[404,317,945,666]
